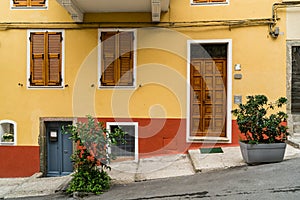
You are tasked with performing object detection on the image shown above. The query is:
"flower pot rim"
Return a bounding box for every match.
[239,140,286,144]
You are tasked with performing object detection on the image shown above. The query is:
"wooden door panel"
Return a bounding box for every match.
[204,61,214,74]
[203,117,211,132]
[215,60,226,74]
[215,90,225,102]
[215,77,225,88]
[204,76,213,88]
[192,105,201,115]
[192,77,202,90]
[215,104,224,115]
[204,90,212,102]
[203,105,213,116]
[193,91,202,103]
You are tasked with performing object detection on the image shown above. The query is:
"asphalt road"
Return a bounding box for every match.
[16,157,300,200]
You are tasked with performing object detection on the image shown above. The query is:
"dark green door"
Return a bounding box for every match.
[46,122,73,176]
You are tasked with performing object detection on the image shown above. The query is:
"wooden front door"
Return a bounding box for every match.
[190,58,227,137]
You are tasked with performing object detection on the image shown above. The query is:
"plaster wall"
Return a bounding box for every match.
[0,0,287,147]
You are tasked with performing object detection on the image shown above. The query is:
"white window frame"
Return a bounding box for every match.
[10,0,48,10]
[0,120,17,145]
[106,122,139,162]
[186,39,232,143]
[190,0,229,6]
[26,29,65,89]
[98,29,137,89]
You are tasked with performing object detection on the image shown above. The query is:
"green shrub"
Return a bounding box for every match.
[231,95,288,144]
[62,116,125,195]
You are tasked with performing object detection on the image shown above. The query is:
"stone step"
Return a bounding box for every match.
[291,133,300,137]
[293,114,300,122]
[293,125,300,133]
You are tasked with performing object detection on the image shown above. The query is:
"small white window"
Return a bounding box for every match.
[0,120,17,145]
[107,122,138,161]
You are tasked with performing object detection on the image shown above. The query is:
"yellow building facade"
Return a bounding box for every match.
[0,0,291,177]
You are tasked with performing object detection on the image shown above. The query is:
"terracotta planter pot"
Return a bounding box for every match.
[239,141,286,164]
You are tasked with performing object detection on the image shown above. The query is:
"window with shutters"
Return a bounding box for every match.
[12,0,47,8]
[28,31,64,87]
[191,0,228,5]
[99,29,136,87]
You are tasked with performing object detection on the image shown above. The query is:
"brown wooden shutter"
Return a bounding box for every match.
[30,32,46,86]
[47,32,62,86]
[30,0,46,6]
[101,32,117,86]
[13,0,28,7]
[13,0,46,7]
[118,32,134,86]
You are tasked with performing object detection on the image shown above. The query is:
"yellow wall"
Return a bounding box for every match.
[0,0,287,145]
[0,0,72,22]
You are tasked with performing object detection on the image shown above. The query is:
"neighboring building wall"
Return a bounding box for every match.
[286,6,300,144]
[0,0,287,176]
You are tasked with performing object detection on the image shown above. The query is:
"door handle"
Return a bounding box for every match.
[64,150,68,154]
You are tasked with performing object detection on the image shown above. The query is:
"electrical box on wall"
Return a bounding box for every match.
[234,64,241,71]
[234,74,242,79]
[234,95,242,104]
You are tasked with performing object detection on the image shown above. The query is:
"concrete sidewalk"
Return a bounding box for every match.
[1,144,300,199]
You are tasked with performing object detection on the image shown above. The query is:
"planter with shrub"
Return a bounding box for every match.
[231,95,288,164]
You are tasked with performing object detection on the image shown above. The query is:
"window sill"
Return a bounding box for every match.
[11,6,47,10]
[191,2,228,6]
[99,85,136,90]
[0,142,15,146]
[27,86,64,89]
[187,136,230,143]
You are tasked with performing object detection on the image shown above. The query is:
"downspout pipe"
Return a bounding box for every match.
[270,1,300,38]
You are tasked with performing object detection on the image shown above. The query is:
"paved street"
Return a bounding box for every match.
[16,157,300,200]
[96,157,300,200]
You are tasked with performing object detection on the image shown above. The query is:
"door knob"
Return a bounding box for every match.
[64,150,68,154]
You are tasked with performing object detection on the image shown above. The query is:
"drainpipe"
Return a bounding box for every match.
[270,1,300,38]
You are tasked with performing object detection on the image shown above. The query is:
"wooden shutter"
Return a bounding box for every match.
[101,32,117,86]
[47,32,62,86]
[30,0,46,6]
[30,33,46,86]
[13,0,46,7]
[13,0,28,7]
[118,32,134,86]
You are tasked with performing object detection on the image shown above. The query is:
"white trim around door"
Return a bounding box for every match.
[186,39,232,143]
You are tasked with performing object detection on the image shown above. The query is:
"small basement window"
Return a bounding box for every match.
[107,122,138,161]
[0,120,17,145]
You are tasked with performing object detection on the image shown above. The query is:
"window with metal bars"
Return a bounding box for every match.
[110,125,135,158]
